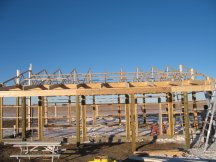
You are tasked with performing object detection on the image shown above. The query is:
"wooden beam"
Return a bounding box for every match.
[27,97,31,130]
[81,95,86,142]
[16,97,19,134]
[44,97,48,125]
[167,93,174,136]
[135,97,138,137]
[192,92,198,129]
[158,98,163,135]
[183,92,190,149]
[0,97,3,142]
[21,97,26,141]
[38,96,43,141]
[125,94,130,141]
[92,96,96,127]
[68,96,72,126]
[131,94,136,153]
[76,95,80,146]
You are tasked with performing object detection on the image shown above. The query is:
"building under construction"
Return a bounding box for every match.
[0,64,215,153]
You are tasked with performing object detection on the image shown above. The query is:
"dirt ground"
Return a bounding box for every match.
[0,141,184,162]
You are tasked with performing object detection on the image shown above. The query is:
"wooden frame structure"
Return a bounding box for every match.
[0,64,215,152]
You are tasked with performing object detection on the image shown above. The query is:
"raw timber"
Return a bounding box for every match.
[0,64,215,155]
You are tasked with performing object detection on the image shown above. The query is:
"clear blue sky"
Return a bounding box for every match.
[0,0,216,81]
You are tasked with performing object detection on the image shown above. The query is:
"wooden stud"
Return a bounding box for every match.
[0,97,3,142]
[125,94,130,141]
[76,95,80,146]
[22,97,26,141]
[44,97,48,125]
[118,95,121,125]
[54,103,57,118]
[183,92,190,149]
[27,97,31,130]
[131,94,136,153]
[38,96,43,141]
[142,94,147,124]
[192,92,198,129]
[16,97,19,134]
[68,96,72,126]
[167,93,174,136]
[158,97,163,135]
[81,95,86,142]
[92,96,96,127]
[135,97,138,137]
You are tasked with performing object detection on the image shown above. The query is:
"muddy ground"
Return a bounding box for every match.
[0,141,184,162]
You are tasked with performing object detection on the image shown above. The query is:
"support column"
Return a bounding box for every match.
[16,97,19,134]
[125,94,130,141]
[81,95,86,142]
[44,97,48,125]
[0,97,3,142]
[22,97,26,141]
[27,97,31,130]
[181,93,185,127]
[131,94,136,153]
[183,92,190,149]
[76,95,80,146]
[68,96,72,126]
[54,103,57,118]
[167,93,174,136]
[158,97,163,135]
[142,94,147,124]
[38,96,43,141]
[192,92,198,129]
[135,97,138,137]
[92,96,96,127]
[118,95,121,125]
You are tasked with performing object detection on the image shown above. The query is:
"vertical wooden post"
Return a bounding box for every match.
[81,95,86,142]
[0,97,3,142]
[125,94,130,141]
[68,96,72,126]
[181,93,185,126]
[167,93,174,136]
[92,96,96,127]
[131,94,136,153]
[38,96,43,141]
[192,92,198,129]
[142,94,147,124]
[118,95,121,125]
[96,105,99,117]
[16,97,19,134]
[27,97,31,130]
[183,92,190,149]
[76,95,80,146]
[54,103,57,118]
[22,97,26,141]
[158,97,163,135]
[44,97,48,125]
[135,97,138,137]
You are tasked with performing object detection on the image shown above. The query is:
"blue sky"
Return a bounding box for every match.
[0,0,216,81]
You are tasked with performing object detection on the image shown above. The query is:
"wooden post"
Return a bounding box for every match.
[38,96,43,141]
[27,97,31,130]
[142,94,147,124]
[76,95,80,146]
[68,96,72,126]
[54,103,57,118]
[173,94,176,125]
[183,92,190,149]
[135,97,138,137]
[92,96,96,127]
[44,97,48,125]
[81,95,86,142]
[167,93,174,136]
[181,93,185,126]
[118,95,121,125]
[125,94,130,141]
[16,97,19,134]
[131,94,136,153]
[0,97,3,142]
[158,97,163,135]
[192,92,198,129]
[22,97,26,141]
